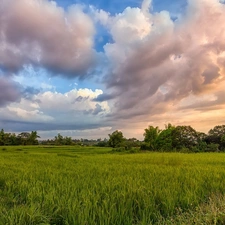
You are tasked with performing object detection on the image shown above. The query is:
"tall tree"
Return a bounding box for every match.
[108,130,125,148]
[206,125,225,150]
[0,129,5,145]
[28,131,40,145]
[18,132,31,145]
[63,136,73,145]
[54,133,64,145]
[172,125,199,150]
[17,131,40,145]
[143,126,161,151]
[156,124,176,151]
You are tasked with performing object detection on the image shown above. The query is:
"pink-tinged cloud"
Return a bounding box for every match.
[102,0,225,125]
[0,0,96,77]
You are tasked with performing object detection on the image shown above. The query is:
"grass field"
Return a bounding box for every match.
[1,146,225,224]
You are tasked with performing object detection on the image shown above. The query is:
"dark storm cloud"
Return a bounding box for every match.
[82,104,104,115]
[0,77,22,107]
[92,104,104,115]
[93,93,116,102]
[0,119,108,132]
[0,76,41,107]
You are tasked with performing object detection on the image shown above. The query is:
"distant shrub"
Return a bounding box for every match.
[96,141,108,147]
[124,143,132,151]
[112,147,126,152]
[128,148,140,154]
[180,147,191,153]
[191,146,201,153]
[205,143,219,152]
[111,147,140,154]
[140,143,151,151]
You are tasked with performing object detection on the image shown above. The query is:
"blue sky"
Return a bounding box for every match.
[0,0,225,139]
[56,0,186,15]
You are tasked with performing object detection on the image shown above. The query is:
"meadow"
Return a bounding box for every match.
[1,146,225,224]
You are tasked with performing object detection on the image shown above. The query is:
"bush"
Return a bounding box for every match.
[96,141,108,147]
[128,148,140,154]
[111,147,140,154]
[205,143,219,152]
[180,147,191,153]
[112,147,126,152]
[140,143,151,151]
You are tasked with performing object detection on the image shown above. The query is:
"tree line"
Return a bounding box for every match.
[0,129,40,146]
[108,124,225,152]
[0,130,103,146]
[0,124,225,153]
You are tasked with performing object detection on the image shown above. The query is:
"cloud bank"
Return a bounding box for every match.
[0,0,96,77]
[0,77,22,106]
[1,0,225,138]
[99,0,225,132]
[0,88,110,131]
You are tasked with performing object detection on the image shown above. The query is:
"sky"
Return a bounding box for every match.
[0,0,225,140]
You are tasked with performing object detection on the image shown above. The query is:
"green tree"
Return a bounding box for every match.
[18,132,31,145]
[125,138,141,149]
[206,125,225,150]
[172,125,199,151]
[17,131,40,145]
[143,126,161,151]
[63,136,73,145]
[156,124,176,151]
[0,129,5,145]
[54,133,64,145]
[221,134,225,145]
[197,132,207,142]
[108,130,125,148]
[8,133,19,145]
[28,131,40,145]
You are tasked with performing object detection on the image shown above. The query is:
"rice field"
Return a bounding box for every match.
[1,146,225,224]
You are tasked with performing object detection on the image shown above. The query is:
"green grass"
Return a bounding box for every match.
[1,146,225,224]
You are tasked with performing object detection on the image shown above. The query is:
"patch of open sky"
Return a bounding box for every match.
[51,76,105,93]
[54,0,188,31]
[55,0,187,15]
[14,65,105,94]
[153,0,187,14]
[55,0,140,15]
[0,69,4,76]
[13,65,54,91]
[94,26,113,52]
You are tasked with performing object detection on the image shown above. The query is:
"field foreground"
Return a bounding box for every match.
[1,146,225,224]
